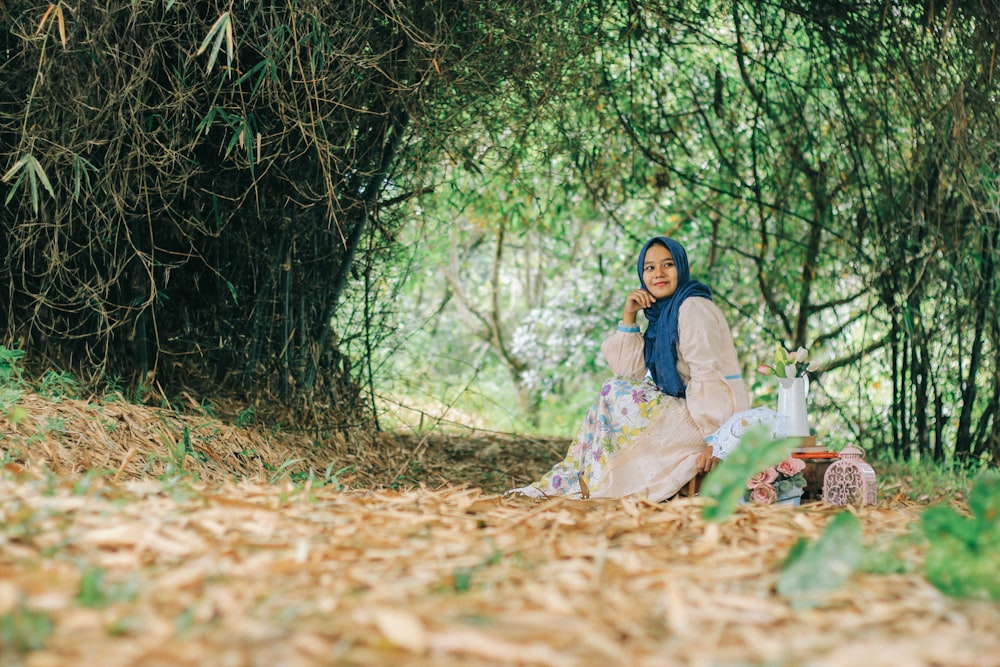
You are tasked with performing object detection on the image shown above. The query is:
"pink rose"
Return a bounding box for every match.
[776,458,806,476]
[746,467,779,489]
[750,483,777,504]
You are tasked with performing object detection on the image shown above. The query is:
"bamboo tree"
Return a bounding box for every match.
[0,0,593,425]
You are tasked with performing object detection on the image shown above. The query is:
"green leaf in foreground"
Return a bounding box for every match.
[0,606,53,653]
[700,425,799,521]
[776,510,863,609]
[77,566,110,608]
[922,471,1000,600]
[6,404,28,424]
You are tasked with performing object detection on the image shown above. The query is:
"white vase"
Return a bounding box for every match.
[777,375,811,437]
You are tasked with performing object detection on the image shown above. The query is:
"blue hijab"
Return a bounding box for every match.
[638,237,713,397]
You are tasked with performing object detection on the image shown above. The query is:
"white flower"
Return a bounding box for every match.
[760,343,815,379]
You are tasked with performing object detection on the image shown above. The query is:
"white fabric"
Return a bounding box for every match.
[709,407,789,461]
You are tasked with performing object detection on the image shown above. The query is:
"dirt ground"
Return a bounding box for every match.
[2,393,1000,666]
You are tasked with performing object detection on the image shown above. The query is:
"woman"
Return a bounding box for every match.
[511,236,750,501]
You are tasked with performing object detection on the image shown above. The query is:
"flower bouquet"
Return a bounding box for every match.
[745,457,807,505]
[757,344,814,378]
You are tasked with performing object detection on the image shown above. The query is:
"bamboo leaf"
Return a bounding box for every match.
[208,19,226,72]
[234,58,275,94]
[225,126,243,157]
[225,14,235,65]
[777,511,863,608]
[35,4,56,36]
[55,6,67,48]
[196,12,232,74]
[195,12,227,55]
[34,4,67,48]
[2,155,31,183]
[922,471,1000,600]
[28,156,55,199]
[71,155,96,201]
[225,280,238,305]
[27,167,39,214]
[3,154,55,214]
[3,171,25,207]
[196,106,223,136]
[222,114,256,175]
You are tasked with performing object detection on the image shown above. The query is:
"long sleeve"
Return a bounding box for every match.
[676,298,750,439]
[600,327,647,381]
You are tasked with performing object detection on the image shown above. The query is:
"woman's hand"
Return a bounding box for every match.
[695,445,719,474]
[622,289,655,322]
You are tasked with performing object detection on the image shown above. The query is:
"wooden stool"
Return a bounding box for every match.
[681,472,705,497]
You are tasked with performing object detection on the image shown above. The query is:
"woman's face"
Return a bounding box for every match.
[642,243,679,299]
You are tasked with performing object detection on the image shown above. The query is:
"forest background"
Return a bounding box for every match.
[2,0,1000,471]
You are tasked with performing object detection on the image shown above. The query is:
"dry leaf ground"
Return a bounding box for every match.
[2,393,1000,667]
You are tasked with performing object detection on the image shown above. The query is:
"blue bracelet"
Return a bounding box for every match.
[617,322,640,333]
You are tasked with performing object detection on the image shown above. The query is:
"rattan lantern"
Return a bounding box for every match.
[822,444,877,506]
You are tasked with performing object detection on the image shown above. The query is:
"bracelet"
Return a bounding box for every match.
[617,321,640,333]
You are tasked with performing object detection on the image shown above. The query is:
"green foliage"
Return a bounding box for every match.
[858,533,921,576]
[3,0,1000,458]
[922,471,1000,600]
[70,154,96,202]
[235,404,256,428]
[764,470,998,609]
[2,153,55,215]
[198,401,217,419]
[771,471,807,500]
[386,166,636,432]
[385,0,1000,465]
[1,0,595,417]
[877,455,982,505]
[76,566,137,608]
[36,370,79,401]
[71,469,112,496]
[145,420,214,482]
[194,11,233,74]
[266,456,305,484]
[76,566,110,607]
[0,346,27,422]
[289,462,353,490]
[164,426,190,473]
[700,426,799,522]
[0,605,53,654]
[776,511,864,609]
[446,542,505,594]
[0,345,25,388]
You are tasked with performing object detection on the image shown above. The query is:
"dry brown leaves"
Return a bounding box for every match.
[2,395,1000,666]
[0,392,564,493]
[2,472,1000,666]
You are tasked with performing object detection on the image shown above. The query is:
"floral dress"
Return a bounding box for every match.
[511,297,750,501]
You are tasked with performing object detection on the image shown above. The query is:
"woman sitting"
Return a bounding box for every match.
[511,236,750,501]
